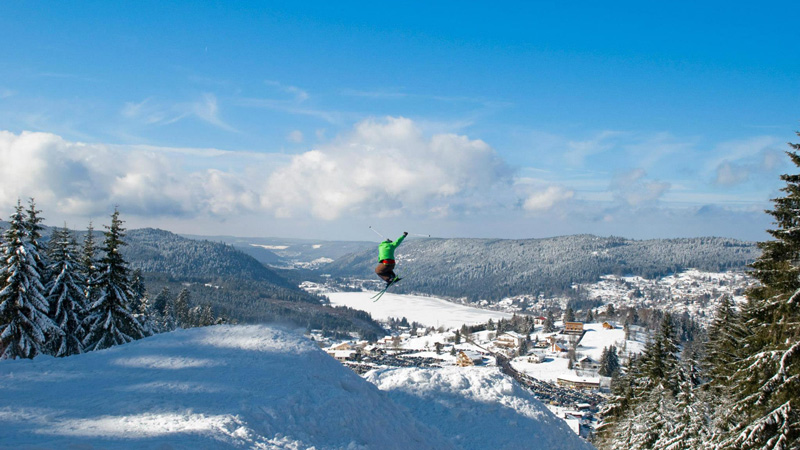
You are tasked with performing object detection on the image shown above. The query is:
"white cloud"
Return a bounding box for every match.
[0,118,512,223]
[522,186,574,212]
[264,80,309,102]
[287,130,304,143]
[710,136,785,186]
[260,117,512,220]
[0,130,258,219]
[122,93,237,132]
[563,131,622,166]
[611,168,670,206]
[715,161,750,185]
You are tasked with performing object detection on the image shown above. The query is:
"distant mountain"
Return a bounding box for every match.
[181,234,374,267]
[125,228,295,287]
[323,234,760,302]
[0,324,590,450]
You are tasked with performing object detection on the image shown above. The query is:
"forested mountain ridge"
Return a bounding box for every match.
[324,234,759,301]
[124,228,294,288]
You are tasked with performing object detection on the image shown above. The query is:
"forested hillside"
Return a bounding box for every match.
[119,228,386,339]
[325,235,759,301]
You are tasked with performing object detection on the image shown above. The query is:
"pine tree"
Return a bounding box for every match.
[719,135,800,449]
[704,294,747,391]
[82,209,144,351]
[174,288,191,328]
[81,222,98,314]
[544,310,555,333]
[153,287,175,331]
[45,226,87,357]
[564,306,575,323]
[599,345,621,377]
[0,202,61,359]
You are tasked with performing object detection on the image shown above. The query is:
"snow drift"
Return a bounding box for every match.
[0,325,451,449]
[0,324,593,449]
[366,366,595,450]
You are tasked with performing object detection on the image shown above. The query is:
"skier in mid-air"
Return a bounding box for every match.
[375,231,407,287]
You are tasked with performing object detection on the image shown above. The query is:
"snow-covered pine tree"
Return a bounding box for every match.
[152,287,175,331]
[719,136,800,449]
[45,225,87,357]
[599,345,621,377]
[129,269,154,336]
[653,355,710,449]
[174,287,191,328]
[81,222,98,314]
[82,209,145,351]
[704,294,747,392]
[0,202,61,359]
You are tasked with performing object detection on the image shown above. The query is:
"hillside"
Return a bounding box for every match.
[323,235,759,302]
[119,228,386,339]
[0,325,590,450]
[182,233,374,267]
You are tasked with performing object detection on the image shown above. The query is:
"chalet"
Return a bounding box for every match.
[325,348,358,361]
[533,316,547,325]
[527,353,545,364]
[494,331,526,349]
[456,350,483,367]
[577,356,600,371]
[551,340,569,353]
[563,322,584,335]
[602,321,615,330]
[330,342,353,351]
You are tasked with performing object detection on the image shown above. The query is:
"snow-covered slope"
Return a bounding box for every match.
[366,366,595,450]
[0,325,453,449]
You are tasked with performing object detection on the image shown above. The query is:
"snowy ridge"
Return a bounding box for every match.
[0,325,451,449]
[0,324,593,449]
[366,366,595,450]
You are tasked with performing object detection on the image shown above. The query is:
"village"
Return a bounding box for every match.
[310,316,646,439]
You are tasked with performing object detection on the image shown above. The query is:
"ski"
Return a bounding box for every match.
[372,277,402,302]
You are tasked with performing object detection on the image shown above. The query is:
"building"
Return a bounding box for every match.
[494,331,526,349]
[563,322,584,335]
[456,350,483,367]
[556,377,601,390]
[602,322,615,330]
[577,356,600,371]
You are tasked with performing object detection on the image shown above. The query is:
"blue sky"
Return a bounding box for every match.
[0,1,798,241]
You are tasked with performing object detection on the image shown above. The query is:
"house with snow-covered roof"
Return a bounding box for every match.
[494,331,526,349]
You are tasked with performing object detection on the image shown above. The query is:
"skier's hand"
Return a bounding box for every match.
[403,231,408,236]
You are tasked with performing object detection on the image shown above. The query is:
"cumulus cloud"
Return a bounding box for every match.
[522,186,574,212]
[260,117,513,220]
[711,136,783,186]
[611,168,670,206]
[0,130,258,218]
[0,118,513,222]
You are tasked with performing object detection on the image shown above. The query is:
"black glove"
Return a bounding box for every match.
[403,231,408,236]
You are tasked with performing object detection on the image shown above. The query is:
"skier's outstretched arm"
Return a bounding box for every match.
[394,232,408,248]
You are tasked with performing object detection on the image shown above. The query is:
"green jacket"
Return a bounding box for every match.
[378,234,406,261]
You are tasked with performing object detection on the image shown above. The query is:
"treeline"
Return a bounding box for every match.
[596,137,800,450]
[0,201,228,360]
[325,235,759,302]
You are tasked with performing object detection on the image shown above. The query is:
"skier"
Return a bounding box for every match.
[375,231,407,286]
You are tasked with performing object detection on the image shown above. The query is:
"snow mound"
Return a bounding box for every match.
[0,325,453,449]
[365,366,595,450]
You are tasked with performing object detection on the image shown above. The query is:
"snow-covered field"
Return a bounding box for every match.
[366,366,594,450]
[325,291,513,329]
[0,324,592,450]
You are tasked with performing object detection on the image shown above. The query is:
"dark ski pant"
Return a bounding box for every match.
[375,262,396,283]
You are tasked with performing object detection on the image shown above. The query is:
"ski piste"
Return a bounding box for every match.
[371,277,401,302]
